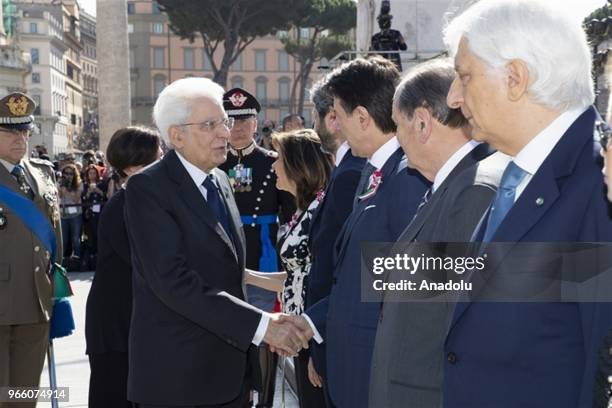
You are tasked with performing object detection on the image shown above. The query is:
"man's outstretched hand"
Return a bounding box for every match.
[263,314,314,357]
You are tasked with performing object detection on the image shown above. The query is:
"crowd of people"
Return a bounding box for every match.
[5,0,612,407]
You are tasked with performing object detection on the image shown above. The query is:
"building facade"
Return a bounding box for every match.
[128,0,319,129]
[80,9,97,146]
[16,1,68,155]
[0,1,30,97]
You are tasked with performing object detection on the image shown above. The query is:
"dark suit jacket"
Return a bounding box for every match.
[306,146,430,407]
[445,107,612,408]
[85,189,132,354]
[124,150,263,406]
[369,146,507,408]
[306,149,365,376]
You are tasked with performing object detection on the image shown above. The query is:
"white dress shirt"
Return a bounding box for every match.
[335,141,351,167]
[513,107,585,201]
[176,151,270,346]
[433,141,481,193]
[369,136,401,169]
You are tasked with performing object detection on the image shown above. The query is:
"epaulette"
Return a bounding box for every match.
[259,147,278,159]
[29,157,54,167]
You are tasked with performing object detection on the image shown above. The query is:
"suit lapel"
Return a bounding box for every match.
[0,163,19,192]
[310,149,356,233]
[397,143,493,243]
[310,167,335,236]
[165,151,238,262]
[448,109,594,331]
[334,147,403,268]
[214,168,244,269]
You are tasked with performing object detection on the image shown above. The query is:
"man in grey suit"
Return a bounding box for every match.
[368,59,508,408]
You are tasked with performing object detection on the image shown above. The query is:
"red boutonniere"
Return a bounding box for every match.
[358,169,383,201]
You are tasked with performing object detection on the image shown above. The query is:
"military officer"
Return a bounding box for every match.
[220,88,295,408]
[220,88,295,278]
[0,92,62,407]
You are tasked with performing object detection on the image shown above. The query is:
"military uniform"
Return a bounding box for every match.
[0,93,62,407]
[220,88,295,273]
[221,88,295,408]
[219,142,294,270]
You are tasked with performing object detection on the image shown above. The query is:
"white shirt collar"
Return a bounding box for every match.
[433,141,481,192]
[0,158,17,173]
[335,142,350,167]
[176,151,211,187]
[513,107,585,176]
[369,136,401,169]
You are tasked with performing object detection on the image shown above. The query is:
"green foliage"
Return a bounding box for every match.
[319,35,354,60]
[584,3,612,83]
[157,0,294,86]
[282,0,356,115]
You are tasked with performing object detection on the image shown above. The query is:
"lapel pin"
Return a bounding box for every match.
[535,197,544,206]
[0,214,6,230]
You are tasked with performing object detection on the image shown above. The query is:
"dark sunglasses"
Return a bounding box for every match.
[597,120,612,151]
[63,171,75,176]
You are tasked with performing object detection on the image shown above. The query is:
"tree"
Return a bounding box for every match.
[158,0,294,87]
[282,0,356,116]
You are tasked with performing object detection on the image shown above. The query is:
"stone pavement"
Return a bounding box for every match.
[37,272,298,407]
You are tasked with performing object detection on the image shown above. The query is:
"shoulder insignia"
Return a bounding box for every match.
[29,157,54,167]
[264,149,278,159]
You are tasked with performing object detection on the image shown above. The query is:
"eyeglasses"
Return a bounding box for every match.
[597,120,612,151]
[180,117,234,133]
[63,172,74,176]
[0,129,30,138]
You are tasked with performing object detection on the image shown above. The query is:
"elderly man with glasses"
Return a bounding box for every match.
[0,92,62,408]
[124,78,312,408]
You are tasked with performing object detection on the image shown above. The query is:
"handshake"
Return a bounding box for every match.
[263,314,315,357]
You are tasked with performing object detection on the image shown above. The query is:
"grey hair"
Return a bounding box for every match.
[310,74,334,117]
[443,0,594,112]
[152,77,225,146]
[394,58,468,129]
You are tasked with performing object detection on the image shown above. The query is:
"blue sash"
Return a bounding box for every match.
[241,214,278,272]
[0,184,57,262]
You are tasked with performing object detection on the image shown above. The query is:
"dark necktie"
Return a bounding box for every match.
[411,187,432,222]
[11,164,34,200]
[202,175,233,239]
[353,162,376,208]
[482,161,527,242]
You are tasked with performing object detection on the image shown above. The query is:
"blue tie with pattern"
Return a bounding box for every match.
[202,175,233,238]
[482,161,527,242]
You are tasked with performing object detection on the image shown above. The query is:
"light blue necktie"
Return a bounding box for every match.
[482,161,527,242]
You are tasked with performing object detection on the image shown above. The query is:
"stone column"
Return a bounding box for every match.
[357,0,377,54]
[97,0,131,152]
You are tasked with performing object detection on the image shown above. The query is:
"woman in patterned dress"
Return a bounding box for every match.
[246,129,333,407]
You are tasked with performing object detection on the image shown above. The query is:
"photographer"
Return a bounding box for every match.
[59,163,83,266]
[259,119,276,150]
[81,164,106,269]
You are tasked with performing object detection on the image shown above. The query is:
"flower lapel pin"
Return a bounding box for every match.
[358,169,383,202]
